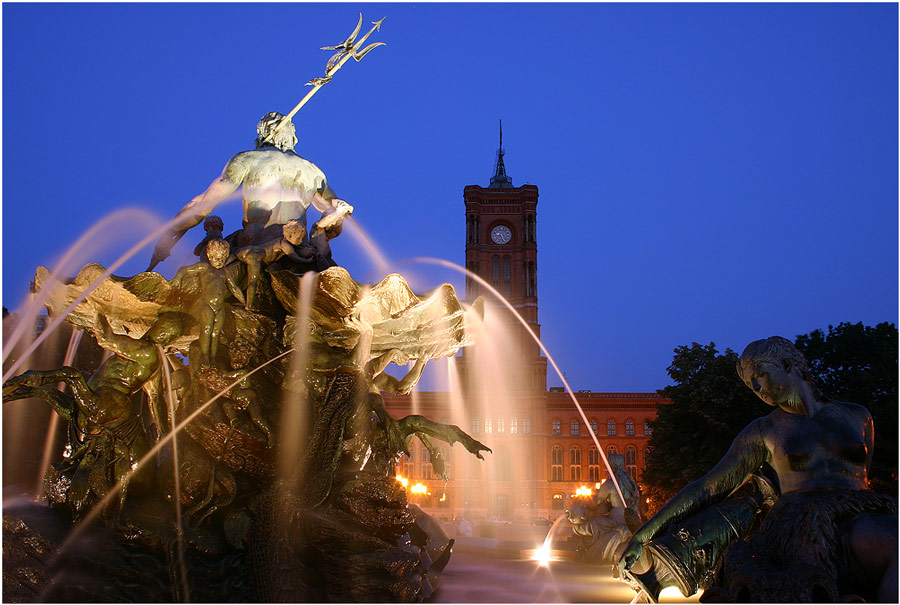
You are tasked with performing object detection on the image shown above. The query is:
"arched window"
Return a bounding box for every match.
[492,256,501,289]
[552,446,563,465]
[590,419,598,435]
[551,446,563,482]
[570,446,582,481]
[607,419,617,436]
[644,420,653,436]
[401,451,414,479]
[607,445,618,457]
[484,418,493,434]
[523,417,531,434]
[510,417,518,434]
[588,446,600,482]
[497,418,505,433]
[552,419,561,435]
[625,419,635,436]
[570,445,581,465]
[570,419,580,436]
[552,493,564,510]
[472,418,481,434]
[625,446,637,480]
[529,262,536,298]
[502,256,511,298]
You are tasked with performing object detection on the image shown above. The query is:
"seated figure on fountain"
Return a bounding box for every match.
[234,219,313,310]
[149,111,353,270]
[617,336,897,603]
[568,453,641,564]
[2,312,188,520]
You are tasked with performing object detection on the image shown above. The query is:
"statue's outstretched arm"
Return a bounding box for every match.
[151,161,244,267]
[617,420,770,576]
[310,183,353,237]
[3,369,80,422]
[373,356,428,395]
[397,415,492,461]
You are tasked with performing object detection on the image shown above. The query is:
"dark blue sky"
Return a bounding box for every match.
[3,3,897,391]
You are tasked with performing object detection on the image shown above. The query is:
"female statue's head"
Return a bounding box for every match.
[738,336,826,409]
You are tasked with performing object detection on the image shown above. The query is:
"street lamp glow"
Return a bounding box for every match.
[575,485,592,497]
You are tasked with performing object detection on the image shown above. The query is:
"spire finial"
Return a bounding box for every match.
[490,119,512,188]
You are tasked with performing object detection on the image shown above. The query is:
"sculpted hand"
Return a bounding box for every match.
[615,538,644,579]
[312,200,353,236]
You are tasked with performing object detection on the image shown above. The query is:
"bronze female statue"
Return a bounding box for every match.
[617,336,897,602]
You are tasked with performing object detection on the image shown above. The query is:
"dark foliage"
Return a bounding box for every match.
[643,324,898,511]
[794,322,897,494]
[642,343,766,512]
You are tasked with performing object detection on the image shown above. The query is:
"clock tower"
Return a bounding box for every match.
[463,124,546,391]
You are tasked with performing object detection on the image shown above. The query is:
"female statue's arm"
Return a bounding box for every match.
[617,419,770,575]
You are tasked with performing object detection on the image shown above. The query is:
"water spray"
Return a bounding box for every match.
[409,257,629,508]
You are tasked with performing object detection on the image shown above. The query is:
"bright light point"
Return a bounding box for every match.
[410,482,427,494]
[532,541,552,567]
[439,493,447,502]
[575,485,592,497]
[395,474,409,487]
[658,586,687,601]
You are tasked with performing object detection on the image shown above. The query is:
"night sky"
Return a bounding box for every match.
[3,3,897,392]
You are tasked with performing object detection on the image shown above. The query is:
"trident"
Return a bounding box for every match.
[262,14,386,144]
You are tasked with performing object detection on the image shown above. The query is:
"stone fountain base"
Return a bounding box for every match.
[3,471,453,603]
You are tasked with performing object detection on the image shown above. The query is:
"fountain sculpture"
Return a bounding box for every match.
[566,453,641,565]
[2,16,493,602]
[616,336,897,603]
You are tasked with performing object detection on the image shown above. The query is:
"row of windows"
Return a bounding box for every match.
[552,418,652,437]
[472,417,531,435]
[550,445,648,481]
[400,462,435,480]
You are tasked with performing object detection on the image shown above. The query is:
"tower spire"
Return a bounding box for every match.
[490,119,512,188]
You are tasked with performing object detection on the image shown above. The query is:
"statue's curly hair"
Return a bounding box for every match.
[738,336,829,401]
[255,111,297,151]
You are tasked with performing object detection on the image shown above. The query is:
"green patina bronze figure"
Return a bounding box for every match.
[567,453,641,564]
[234,219,312,311]
[3,312,188,519]
[148,110,353,271]
[169,238,244,366]
[617,336,897,603]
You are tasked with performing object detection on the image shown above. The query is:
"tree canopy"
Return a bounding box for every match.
[643,323,897,511]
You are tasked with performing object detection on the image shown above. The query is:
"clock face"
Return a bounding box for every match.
[491,225,512,245]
